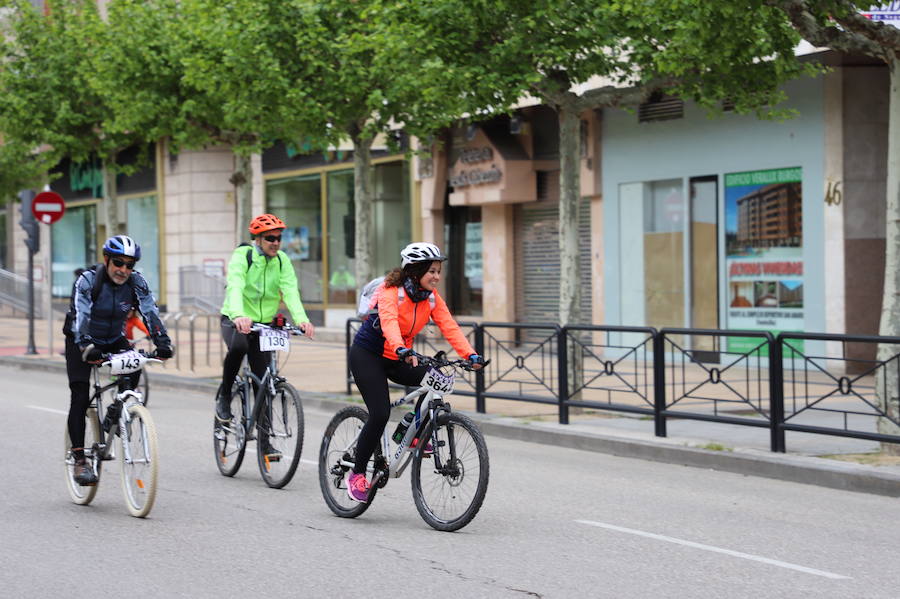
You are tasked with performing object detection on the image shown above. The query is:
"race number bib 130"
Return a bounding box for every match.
[259,329,290,352]
[420,367,455,395]
[109,350,143,375]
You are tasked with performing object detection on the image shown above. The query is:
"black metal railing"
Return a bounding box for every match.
[344,319,900,452]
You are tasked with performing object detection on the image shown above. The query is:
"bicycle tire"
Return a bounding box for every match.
[64,407,101,505]
[411,412,489,532]
[119,404,159,518]
[213,384,248,477]
[318,406,378,518]
[257,382,304,489]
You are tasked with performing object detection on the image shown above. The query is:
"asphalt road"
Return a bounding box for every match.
[1,364,898,598]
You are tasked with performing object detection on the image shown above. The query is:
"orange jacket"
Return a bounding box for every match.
[375,283,474,360]
[125,315,149,340]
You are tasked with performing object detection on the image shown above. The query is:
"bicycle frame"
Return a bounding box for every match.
[84,360,149,472]
[337,374,454,487]
[226,327,293,439]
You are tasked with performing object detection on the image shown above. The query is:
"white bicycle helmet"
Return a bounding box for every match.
[400,242,446,267]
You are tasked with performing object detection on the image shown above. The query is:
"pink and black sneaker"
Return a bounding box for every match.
[347,472,370,502]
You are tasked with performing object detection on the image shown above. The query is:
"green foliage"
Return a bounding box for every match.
[0,0,142,166]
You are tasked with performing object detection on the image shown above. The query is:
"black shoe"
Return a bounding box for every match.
[73,458,98,486]
[102,404,121,434]
[215,389,233,423]
[260,442,282,462]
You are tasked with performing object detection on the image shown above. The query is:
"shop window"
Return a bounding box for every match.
[620,179,685,329]
[52,204,97,297]
[327,170,356,304]
[444,205,482,316]
[267,174,324,306]
[126,195,160,299]
[372,161,411,277]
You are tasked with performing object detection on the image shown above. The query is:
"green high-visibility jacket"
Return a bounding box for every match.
[221,244,309,324]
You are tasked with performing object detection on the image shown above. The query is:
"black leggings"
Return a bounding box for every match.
[65,336,137,449]
[349,344,429,474]
[221,317,271,396]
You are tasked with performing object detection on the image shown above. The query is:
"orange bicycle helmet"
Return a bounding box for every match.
[249,213,286,235]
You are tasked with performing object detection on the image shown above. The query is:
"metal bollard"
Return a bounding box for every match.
[188,313,197,372]
[172,312,183,370]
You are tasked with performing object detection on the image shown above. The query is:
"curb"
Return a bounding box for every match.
[5,355,900,498]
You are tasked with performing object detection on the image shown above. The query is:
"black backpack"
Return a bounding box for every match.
[62,264,136,338]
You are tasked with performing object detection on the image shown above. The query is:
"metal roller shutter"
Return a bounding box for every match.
[515,170,592,326]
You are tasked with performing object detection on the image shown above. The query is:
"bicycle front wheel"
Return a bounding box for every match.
[256,383,304,489]
[318,406,374,518]
[119,404,159,518]
[411,412,489,532]
[213,384,247,477]
[64,407,101,505]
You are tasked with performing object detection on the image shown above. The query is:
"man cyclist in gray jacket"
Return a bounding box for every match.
[63,235,173,486]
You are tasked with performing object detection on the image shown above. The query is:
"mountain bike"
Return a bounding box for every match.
[319,351,490,532]
[213,322,305,489]
[64,349,161,518]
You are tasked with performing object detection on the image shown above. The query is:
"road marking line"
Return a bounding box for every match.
[26,405,67,415]
[301,459,317,466]
[575,520,851,580]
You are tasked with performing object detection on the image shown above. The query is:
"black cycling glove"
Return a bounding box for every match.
[468,354,485,366]
[396,347,413,361]
[155,345,174,360]
[81,344,103,363]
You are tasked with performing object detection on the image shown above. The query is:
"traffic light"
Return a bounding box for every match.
[18,190,39,254]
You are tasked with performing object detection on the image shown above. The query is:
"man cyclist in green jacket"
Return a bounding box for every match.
[217,213,315,459]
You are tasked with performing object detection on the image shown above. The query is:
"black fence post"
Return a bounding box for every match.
[345,319,353,396]
[475,324,486,413]
[653,331,667,437]
[770,333,785,452]
[558,327,569,425]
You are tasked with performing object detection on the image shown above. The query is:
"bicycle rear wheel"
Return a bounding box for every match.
[213,384,247,477]
[257,382,304,489]
[64,407,101,505]
[411,412,489,532]
[318,406,377,518]
[119,404,159,518]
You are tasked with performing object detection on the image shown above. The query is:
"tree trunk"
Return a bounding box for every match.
[877,54,900,454]
[557,97,585,406]
[557,98,581,326]
[353,134,375,288]
[234,153,253,244]
[101,154,121,236]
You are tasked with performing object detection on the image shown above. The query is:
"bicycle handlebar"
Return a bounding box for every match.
[249,322,308,336]
[407,350,490,371]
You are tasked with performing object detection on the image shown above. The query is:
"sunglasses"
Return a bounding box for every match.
[263,235,282,243]
[111,257,136,270]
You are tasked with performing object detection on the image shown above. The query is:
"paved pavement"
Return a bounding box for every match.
[4,313,900,497]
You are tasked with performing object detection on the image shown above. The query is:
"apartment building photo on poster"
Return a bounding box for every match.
[724,167,804,352]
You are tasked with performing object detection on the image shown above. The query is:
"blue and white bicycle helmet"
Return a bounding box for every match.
[102,235,141,261]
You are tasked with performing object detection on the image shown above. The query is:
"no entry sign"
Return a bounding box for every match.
[32,191,65,224]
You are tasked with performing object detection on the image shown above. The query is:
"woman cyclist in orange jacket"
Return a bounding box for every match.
[347,242,484,501]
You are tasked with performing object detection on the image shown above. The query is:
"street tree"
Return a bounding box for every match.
[0,0,151,236]
[180,0,491,287]
[424,0,813,326]
[764,0,900,448]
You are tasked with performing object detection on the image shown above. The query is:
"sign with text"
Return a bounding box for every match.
[725,167,804,353]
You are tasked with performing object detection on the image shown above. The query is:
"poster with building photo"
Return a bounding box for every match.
[725,167,804,352]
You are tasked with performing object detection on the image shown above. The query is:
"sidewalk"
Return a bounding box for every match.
[3,314,900,497]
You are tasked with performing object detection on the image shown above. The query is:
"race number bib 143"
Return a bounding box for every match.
[259,329,290,352]
[109,350,143,375]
